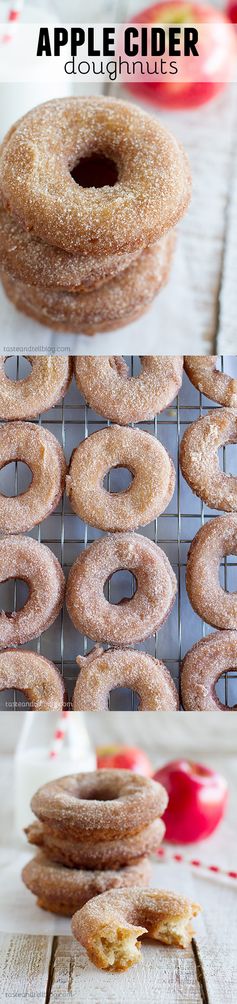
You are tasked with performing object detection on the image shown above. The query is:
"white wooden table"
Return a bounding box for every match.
[0,750,236,1003]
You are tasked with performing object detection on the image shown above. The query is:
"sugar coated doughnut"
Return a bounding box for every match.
[66,426,175,532]
[66,533,177,645]
[0,535,65,647]
[72,888,200,970]
[0,422,66,533]
[181,631,237,711]
[180,408,237,511]
[73,648,178,712]
[0,355,72,420]
[25,817,165,869]
[184,356,237,407]
[0,650,65,711]
[74,355,183,424]
[186,515,237,629]
[0,96,191,256]
[31,770,168,840]
[0,199,141,291]
[22,852,151,917]
[1,237,174,335]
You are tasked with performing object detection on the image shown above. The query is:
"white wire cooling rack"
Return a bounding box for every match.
[0,355,237,712]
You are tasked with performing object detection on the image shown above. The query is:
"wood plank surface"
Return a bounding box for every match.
[0,933,53,1004]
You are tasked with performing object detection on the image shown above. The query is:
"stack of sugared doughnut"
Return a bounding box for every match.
[22,770,168,916]
[0,96,191,335]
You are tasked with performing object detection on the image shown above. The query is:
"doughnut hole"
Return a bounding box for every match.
[70,154,118,189]
[109,687,140,711]
[0,688,32,711]
[104,569,137,605]
[0,461,32,497]
[218,444,237,477]
[4,356,32,380]
[103,466,134,494]
[215,670,237,709]
[219,555,237,592]
[0,578,29,614]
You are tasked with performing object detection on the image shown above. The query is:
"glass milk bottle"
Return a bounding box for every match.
[14,711,96,840]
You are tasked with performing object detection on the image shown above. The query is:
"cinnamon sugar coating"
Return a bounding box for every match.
[0,535,65,647]
[186,515,237,629]
[0,200,141,290]
[184,356,237,407]
[1,237,174,335]
[66,533,177,645]
[0,96,191,257]
[0,649,65,711]
[74,355,183,424]
[180,408,237,511]
[0,422,66,533]
[25,816,165,869]
[72,888,200,970]
[31,770,168,840]
[0,355,72,420]
[181,631,237,711]
[22,852,151,917]
[66,426,175,532]
[73,647,178,712]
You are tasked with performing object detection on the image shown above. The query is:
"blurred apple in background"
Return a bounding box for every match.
[153,759,228,842]
[96,745,152,776]
[125,1,236,108]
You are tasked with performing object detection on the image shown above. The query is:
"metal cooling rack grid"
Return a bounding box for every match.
[0,354,237,711]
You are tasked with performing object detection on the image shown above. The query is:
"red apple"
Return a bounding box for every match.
[97,745,152,776]
[124,1,236,109]
[153,759,228,842]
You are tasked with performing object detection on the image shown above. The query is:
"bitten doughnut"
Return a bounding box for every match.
[0,650,65,711]
[22,852,151,917]
[184,356,237,407]
[0,96,191,256]
[25,817,165,869]
[31,770,168,840]
[66,534,177,645]
[181,631,237,711]
[0,355,72,419]
[180,408,237,511]
[186,515,237,629]
[0,535,65,647]
[73,648,178,711]
[66,426,175,532]
[0,422,66,533]
[74,355,183,424]
[71,888,200,970]
[2,237,174,335]
[0,199,141,291]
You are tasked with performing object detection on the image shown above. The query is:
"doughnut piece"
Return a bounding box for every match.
[0,535,65,647]
[0,650,65,711]
[0,355,72,420]
[180,408,237,511]
[25,817,165,869]
[66,533,177,645]
[0,422,66,533]
[72,888,200,970]
[0,200,141,290]
[66,426,175,532]
[1,237,174,335]
[181,631,237,711]
[184,356,237,407]
[31,770,168,840]
[74,355,183,424]
[0,96,191,256]
[22,852,151,917]
[186,515,237,629]
[73,648,178,712]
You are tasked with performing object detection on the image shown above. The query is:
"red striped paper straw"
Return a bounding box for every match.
[156,846,237,883]
[49,710,70,759]
[1,0,23,44]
